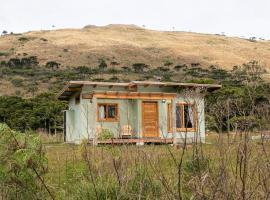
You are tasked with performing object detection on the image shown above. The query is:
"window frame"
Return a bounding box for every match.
[167,102,197,132]
[97,103,119,122]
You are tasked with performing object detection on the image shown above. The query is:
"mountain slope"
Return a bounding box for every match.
[1,24,270,69]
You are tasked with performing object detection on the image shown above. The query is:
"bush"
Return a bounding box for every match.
[98,58,107,70]
[98,129,114,140]
[229,116,259,131]
[132,63,148,73]
[18,37,30,42]
[164,60,173,66]
[0,124,50,199]
[46,61,60,70]
[76,66,92,74]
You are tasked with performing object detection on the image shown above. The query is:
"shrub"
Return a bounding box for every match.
[46,61,60,70]
[98,58,107,70]
[132,63,148,73]
[98,129,114,140]
[162,73,172,81]
[76,66,92,74]
[0,124,50,199]
[156,66,170,72]
[121,66,131,72]
[191,63,200,67]
[106,68,120,74]
[164,60,173,66]
[229,116,259,131]
[18,37,30,42]
[21,56,39,67]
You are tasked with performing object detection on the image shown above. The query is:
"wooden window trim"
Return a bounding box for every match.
[97,103,119,122]
[167,103,172,132]
[168,103,197,132]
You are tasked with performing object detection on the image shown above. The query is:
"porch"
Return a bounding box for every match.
[90,137,174,145]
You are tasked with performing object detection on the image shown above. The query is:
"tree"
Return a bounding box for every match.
[132,63,148,73]
[1,30,8,35]
[46,61,60,70]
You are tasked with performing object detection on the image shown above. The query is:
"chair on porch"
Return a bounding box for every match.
[121,125,132,139]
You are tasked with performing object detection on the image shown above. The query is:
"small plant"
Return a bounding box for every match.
[98,129,114,140]
[164,60,173,66]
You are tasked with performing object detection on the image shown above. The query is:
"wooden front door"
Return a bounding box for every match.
[142,101,159,138]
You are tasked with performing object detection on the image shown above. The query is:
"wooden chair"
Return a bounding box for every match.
[121,125,132,138]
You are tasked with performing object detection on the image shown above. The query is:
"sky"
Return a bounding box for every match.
[0,0,269,39]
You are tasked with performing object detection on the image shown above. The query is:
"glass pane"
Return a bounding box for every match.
[108,105,116,118]
[176,105,181,128]
[99,105,106,119]
[184,105,193,128]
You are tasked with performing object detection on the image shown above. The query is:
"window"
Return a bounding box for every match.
[167,103,196,132]
[98,103,118,121]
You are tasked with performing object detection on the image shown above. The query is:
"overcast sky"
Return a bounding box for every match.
[0,0,269,39]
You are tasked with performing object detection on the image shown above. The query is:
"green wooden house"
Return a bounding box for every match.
[58,81,221,144]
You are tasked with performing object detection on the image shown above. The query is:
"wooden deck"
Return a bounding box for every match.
[93,138,174,145]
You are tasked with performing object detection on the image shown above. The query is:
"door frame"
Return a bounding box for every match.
[141,101,160,138]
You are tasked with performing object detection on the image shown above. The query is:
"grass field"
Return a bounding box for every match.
[43,133,270,199]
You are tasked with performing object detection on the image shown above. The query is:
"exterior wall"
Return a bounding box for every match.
[94,99,135,138]
[66,85,206,144]
[163,96,206,143]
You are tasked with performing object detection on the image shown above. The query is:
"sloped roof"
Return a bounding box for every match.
[57,81,221,100]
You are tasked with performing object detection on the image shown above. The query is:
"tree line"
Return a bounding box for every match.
[0,93,66,133]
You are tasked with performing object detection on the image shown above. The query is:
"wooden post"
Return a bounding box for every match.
[172,98,177,144]
[92,96,97,145]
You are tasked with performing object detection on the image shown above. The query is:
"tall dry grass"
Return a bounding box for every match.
[43,132,269,200]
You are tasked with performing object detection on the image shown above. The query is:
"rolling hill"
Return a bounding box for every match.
[1,24,270,69]
[0,24,269,96]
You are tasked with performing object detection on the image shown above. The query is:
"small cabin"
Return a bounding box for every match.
[57,81,221,145]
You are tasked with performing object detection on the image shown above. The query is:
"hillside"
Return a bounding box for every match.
[0,24,270,96]
[1,24,270,69]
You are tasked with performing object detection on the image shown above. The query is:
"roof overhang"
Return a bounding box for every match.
[57,81,221,100]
